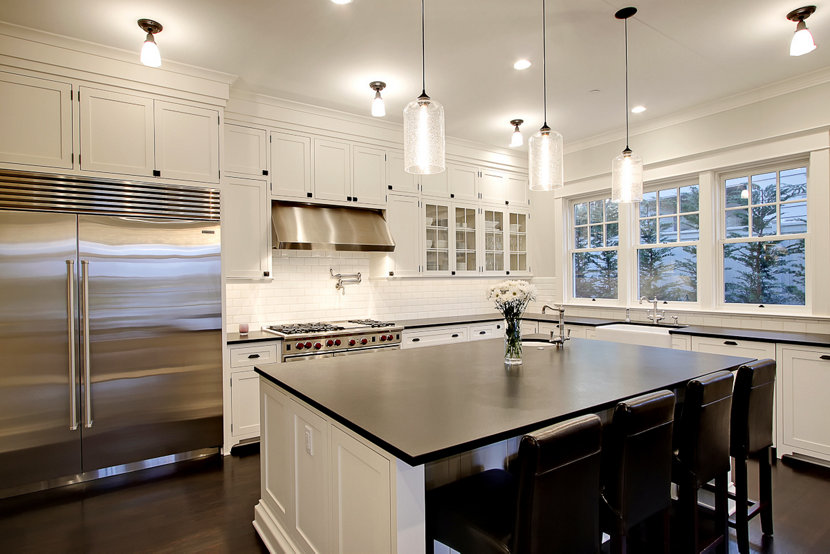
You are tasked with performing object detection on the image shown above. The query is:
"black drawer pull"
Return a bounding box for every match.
[451,334,459,338]
[820,355,830,361]
[479,330,486,335]
[496,324,501,329]
[412,338,420,342]
[723,341,738,346]
[248,354,260,359]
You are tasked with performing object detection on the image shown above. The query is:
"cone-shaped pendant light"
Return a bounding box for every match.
[528,0,563,192]
[403,0,445,174]
[611,7,643,204]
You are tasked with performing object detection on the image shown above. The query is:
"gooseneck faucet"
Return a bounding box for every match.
[542,304,570,346]
[639,296,665,323]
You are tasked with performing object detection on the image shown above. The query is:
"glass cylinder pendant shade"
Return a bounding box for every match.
[528,127,563,191]
[403,94,445,174]
[611,149,643,203]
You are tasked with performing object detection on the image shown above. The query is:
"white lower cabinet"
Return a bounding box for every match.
[402,326,468,349]
[256,379,397,553]
[778,345,830,462]
[469,321,503,341]
[222,176,271,280]
[521,321,538,335]
[671,335,691,350]
[538,322,589,339]
[227,341,279,447]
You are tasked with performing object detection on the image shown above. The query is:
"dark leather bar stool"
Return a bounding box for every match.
[600,389,676,554]
[425,414,602,554]
[672,370,734,554]
[730,359,776,553]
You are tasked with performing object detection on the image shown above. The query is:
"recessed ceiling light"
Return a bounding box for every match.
[513,59,532,70]
[631,105,646,114]
[589,89,601,94]
[331,0,353,4]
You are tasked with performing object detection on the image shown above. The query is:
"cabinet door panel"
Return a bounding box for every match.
[421,170,449,199]
[223,177,270,279]
[385,151,419,194]
[506,175,528,207]
[447,164,477,202]
[0,72,72,169]
[231,370,260,438]
[225,124,268,177]
[386,194,421,276]
[292,399,330,553]
[781,347,830,457]
[479,169,507,205]
[314,139,350,203]
[690,336,776,359]
[154,101,219,182]
[261,381,293,519]
[352,146,386,207]
[80,88,154,177]
[270,132,311,199]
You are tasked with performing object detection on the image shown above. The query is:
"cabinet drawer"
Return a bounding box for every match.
[401,326,468,349]
[690,336,775,359]
[469,321,503,341]
[230,343,278,368]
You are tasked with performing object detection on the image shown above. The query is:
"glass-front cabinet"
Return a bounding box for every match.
[424,202,450,273]
[454,206,478,273]
[509,211,529,273]
[483,209,505,273]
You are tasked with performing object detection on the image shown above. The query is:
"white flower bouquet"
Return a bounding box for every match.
[487,280,536,364]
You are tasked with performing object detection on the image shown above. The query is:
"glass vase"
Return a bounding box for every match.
[504,315,523,365]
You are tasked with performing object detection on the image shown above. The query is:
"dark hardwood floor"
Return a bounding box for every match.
[0,449,828,553]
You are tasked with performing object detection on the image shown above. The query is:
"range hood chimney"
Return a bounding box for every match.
[271,201,395,252]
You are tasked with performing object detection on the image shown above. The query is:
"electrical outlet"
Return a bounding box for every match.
[304,425,314,456]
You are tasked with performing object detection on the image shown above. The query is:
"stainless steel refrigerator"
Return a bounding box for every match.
[0,172,222,497]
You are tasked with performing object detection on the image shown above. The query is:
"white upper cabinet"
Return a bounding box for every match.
[385,194,421,277]
[506,174,529,207]
[508,210,530,275]
[79,87,154,177]
[421,169,450,199]
[269,131,312,200]
[314,138,351,203]
[154,100,219,182]
[479,168,507,205]
[222,176,271,280]
[385,151,418,195]
[79,88,219,182]
[0,72,73,169]
[224,124,268,178]
[447,164,477,202]
[351,145,386,207]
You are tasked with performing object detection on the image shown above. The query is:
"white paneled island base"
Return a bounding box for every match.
[253,377,426,554]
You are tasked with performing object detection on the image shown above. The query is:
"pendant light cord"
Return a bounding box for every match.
[542,0,548,127]
[624,16,630,150]
[421,0,426,96]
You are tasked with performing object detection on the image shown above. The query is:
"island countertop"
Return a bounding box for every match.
[255,338,752,466]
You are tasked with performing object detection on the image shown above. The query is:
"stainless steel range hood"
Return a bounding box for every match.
[271,201,395,252]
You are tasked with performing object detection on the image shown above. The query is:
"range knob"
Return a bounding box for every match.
[326,339,334,347]
[387,335,394,341]
[380,335,387,341]
[361,338,368,345]
[334,339,342,346]
[349,339,356,346]
[296,342,304,350]
[305,341,312,349]
[314,342,322,349]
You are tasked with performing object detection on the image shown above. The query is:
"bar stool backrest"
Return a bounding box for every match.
[731,359,776,458]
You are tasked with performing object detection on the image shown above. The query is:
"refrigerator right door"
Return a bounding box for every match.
[0,210,82,493]
[78,215,222,472]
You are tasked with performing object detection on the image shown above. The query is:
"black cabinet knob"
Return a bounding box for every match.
[152,169,161,177]
[262,170,269,176]
[307,192,313,198]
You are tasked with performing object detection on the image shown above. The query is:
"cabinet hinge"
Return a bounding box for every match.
[269,135,272,143]
[231,423,233,432]
[77,90,80,101]
[71,153,74,164]
[78,154,81,165]
[217,115,220,125]
[384,153,387,161]
[70,89,73,101]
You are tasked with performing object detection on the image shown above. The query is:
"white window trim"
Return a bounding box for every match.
[567,193,623,306]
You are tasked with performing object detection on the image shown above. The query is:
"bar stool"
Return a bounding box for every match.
[426,414,602,554]
[730,359,776,553]
[672,370,734,554]
[600,389,676,554]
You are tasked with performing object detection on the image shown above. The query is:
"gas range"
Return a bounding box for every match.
[264,319,402,362]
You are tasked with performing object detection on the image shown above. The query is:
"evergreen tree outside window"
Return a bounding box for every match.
[638,184,699,301]
[572,197,618,299]
[722,165,807,306]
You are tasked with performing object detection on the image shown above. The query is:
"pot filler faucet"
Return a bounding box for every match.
[542,304,570,346]
[639,296,665,323]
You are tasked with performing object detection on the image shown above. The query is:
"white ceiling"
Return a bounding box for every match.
[1,0,828,150]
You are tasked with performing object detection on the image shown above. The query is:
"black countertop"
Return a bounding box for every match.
[227,330,281,344]
[255,338,752,466]
[669,325,830,347]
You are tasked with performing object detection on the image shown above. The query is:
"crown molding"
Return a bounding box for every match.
[566,65,830,154]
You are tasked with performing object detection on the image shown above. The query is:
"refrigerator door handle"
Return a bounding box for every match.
[66,260,78,431]
[81,260,92,428]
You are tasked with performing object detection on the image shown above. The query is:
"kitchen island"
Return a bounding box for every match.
[253,338,753,553]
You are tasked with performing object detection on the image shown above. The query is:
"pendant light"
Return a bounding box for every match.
[611,7,643,204]
[370,81,386,117]
[509,119,524,147]
[528,0,563,192]
[788,6,817,56]
[137,19,163,68]
[403,0,445,174]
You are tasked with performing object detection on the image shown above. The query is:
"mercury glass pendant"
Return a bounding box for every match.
[611,7,643,204]
[527,0,563,191]
[404,0,445,174]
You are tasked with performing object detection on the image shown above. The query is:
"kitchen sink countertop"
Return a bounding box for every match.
[397,313,618,329]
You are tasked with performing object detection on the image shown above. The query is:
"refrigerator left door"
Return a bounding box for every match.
[0,210,81,494]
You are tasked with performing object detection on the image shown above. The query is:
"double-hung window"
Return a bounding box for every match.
[721,164,807,306]
[572,197,618,300]
[637,184,699,302]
